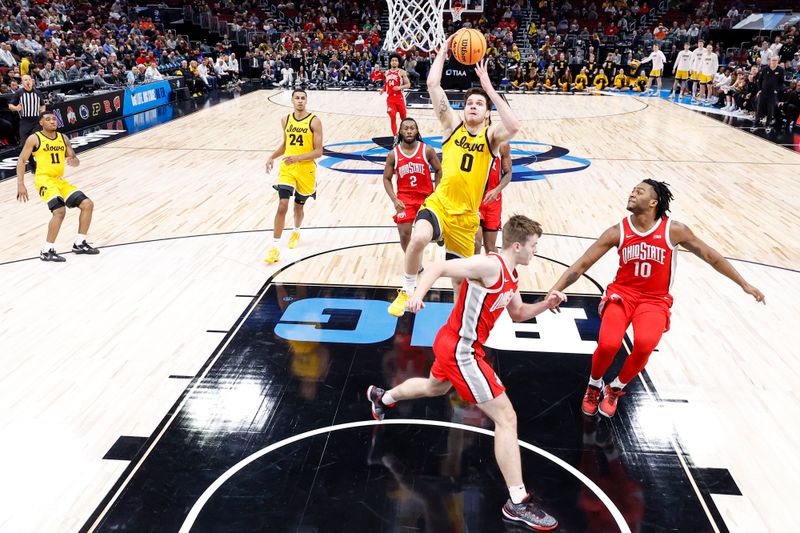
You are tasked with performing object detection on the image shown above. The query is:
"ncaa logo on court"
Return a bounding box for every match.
[320,137,590,180]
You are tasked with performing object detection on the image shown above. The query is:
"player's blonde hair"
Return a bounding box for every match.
[502,215,542,248]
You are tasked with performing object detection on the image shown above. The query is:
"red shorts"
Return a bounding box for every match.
[601,283,673,332]
[393,195,425,224]
[431,328,506,404]
[387,98,407,118]
[479,197,502,231]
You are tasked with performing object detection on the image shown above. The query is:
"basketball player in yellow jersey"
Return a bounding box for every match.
[388,34,521,316]
[15,111,98,262]
[264,89,323,263]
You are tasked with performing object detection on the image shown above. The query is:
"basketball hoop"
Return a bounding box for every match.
[383,0,448,52]
[452,1,464,22]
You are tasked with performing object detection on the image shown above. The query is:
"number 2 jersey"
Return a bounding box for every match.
[612,215,676,299]
[394,141,433,204]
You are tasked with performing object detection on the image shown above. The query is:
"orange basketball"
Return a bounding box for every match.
[450,28,486,65]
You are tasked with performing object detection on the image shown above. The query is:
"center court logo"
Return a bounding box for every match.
[320,137,590,180]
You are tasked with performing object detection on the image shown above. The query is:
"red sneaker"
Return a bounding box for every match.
[599,385,626,418]
[581,385,602,416]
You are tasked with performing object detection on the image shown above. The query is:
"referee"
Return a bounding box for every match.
[8,74,45,145]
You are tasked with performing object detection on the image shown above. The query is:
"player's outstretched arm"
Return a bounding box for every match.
[407,255,501,312]
[15,134,38,202]
[475,59,520,149]
[427,35,461,135]
[547,224,619,308]
[507,290,567,322]
[671,221,766,304]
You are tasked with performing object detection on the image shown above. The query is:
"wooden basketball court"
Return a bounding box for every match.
[0,89,797,532]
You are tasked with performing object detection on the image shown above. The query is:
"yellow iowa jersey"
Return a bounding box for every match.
[32,131,67,178]
[575,74,588,88]
[284,112,315,160]
[593,74,608,89]
[434,123,495,215]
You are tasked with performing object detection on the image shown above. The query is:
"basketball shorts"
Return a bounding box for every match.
[277,161,316,198]
[34,174,83,210]
[690,71,699,80]
[601,283,673,333]
[675,70,689,80]
[416,194,479,258]
[478,197,502,231]
[649,69,661,77]
[698,74,713,84]
[387,98,407,119]
[431,328,505,404]
[393,194,426,225]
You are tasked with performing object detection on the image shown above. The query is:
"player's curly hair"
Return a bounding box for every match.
[643,179,674,219]
[395,117,423,145]
[502,215,542,248]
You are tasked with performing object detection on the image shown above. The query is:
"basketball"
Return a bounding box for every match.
[450,28,486,65]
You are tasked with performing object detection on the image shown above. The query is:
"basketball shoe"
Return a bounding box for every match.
[388,289,411,317]
[502,494,558,531]
[582,385,602,416]
[288,231,300,249]
[599,385,626,418]
[40,249,66,262]
[73,240,99,254]
[366,385,395,421]
[263,246,280,263]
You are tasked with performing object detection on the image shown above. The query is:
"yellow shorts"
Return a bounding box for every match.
[277,160,316,197]
[698,74,713,84]
[34,174,79,206]
[675,70,689,80]
[418,194,479,259]
[690,71,699,80]
[649,69,662,77]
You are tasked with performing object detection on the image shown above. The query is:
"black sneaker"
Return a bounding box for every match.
[502,494,558,531]
[40,249,66,262]
[73,240,100,255]
[366,385,394,421]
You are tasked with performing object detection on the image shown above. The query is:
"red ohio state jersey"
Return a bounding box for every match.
[445,253,519,357]
[485,155,502,200]
[613,215,677,296]
[395,142,434,198]
[384,69,404,100]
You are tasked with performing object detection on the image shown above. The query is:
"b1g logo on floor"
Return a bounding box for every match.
[320,137,590,181]
[274,296,597,355]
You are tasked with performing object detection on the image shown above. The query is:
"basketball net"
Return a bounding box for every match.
[383,0,447,52]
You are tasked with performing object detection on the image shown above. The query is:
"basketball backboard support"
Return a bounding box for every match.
[447,0,484,13]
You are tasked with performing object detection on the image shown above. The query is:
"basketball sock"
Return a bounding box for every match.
[75,234,87,246]
[588,376,603,389]
[272,237,280,247]
[42,241,55,253]
[609,377,625,390]
[381,390,397,406]
[508,484,527,504]
[401,273,416,294]
[293,225,301,234]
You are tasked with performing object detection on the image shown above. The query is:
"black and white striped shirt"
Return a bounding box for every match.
[10,88,43,118]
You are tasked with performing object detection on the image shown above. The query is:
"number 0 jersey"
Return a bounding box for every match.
[431,123,495,216]
[613,215,677,296]
[32,131,67,178]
